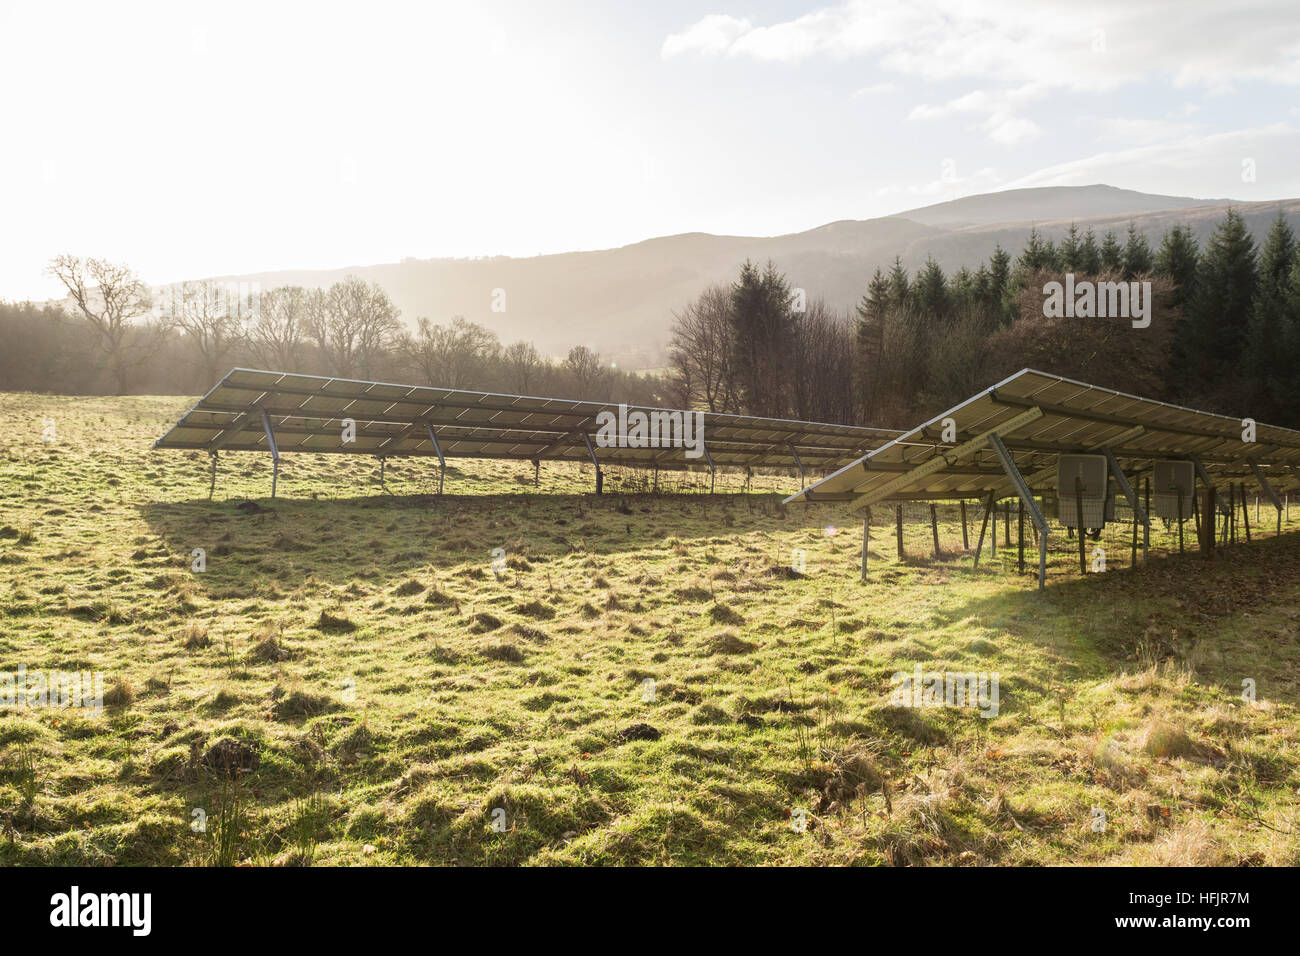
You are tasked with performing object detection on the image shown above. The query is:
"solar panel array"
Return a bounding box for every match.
[785,368,1300,508]
[154,368,902,473]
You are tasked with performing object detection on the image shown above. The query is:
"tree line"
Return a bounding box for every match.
[0,258,671,405]
[6,209,1299,431]
[667,210,1300,429]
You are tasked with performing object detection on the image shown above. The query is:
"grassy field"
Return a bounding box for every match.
[2,391,1299,866]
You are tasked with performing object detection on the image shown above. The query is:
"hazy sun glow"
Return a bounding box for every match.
[2,0,1298,302]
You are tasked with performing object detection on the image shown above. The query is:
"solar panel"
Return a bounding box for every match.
[154,368,902,476]
[785,369,1300,508]
[784,369,1300,589]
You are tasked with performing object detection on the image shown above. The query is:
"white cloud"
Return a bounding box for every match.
[986,115,1041,145]
[660,14,752,58]
[881,164,1003,200]
[665,0,1300,87]
[851,82,898,98]
[910,89,1043,144]
[1086,116,1206,147]
[1002,122,1300,195]
[664,1,1300,143]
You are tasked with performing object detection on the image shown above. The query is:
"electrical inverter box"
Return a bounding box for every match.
[1153,459,1195,520]
[1058,454,1109,527]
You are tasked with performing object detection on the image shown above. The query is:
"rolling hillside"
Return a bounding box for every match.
[199,186,1300,368]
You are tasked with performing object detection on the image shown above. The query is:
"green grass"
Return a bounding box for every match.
[1,390,1298,866]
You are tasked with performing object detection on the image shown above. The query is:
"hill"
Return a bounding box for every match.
[198,186,1300,368]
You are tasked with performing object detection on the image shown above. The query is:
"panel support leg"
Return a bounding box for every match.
[1248,461,1282,536]
[1102,446,1149,569]
[1075,476,1087,573]
[973,491,995,569]
[582,433,603,495]
[1018,498,1025,573]
[1143,476,1151,563]
[895,504,904,561]
[960,500,969,550]
[788,442,805,490]
[991,501,997,557]
[1228,484,1236,544]
[989,434,1049,589]
[861,508,870,582]
[1177,488,1185,554]
[259,408,280,500]
[1240,483,1251,542]
[930,503,941,559]
[208,452,218,501]
[1202,485,1216,558]
[424,424,447,496]
[1039,523,1047,590]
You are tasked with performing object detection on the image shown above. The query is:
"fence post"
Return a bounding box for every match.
[1177,486,1184,555]
[1018,498,1025,573]
[1241,483,1251,543]
[861,508,870,582]
[895,504,904,561]
[1075,476,1086,574]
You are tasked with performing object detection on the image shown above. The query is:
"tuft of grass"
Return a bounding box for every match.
[287,792,330,866]
[708,629,757,655]
[102,677,135,708]
[314,610,357,634]
[9,742,40,806]
[707,602,744,625]
[203,771,249,867]
[1142,720,1198,759]
[481,642,525,663]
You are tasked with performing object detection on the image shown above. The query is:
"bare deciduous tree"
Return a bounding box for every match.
[790,299,855,424]
[46,254,155,394]
[305,276,402,378]
[668,284,735,412]
[250,286,308,371]
[401,316,500,389]
[165,280,247,386]
[564,345,606,399]
[502,340,542,394]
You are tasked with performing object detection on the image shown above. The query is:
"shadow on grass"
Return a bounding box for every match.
[135,491,820,593]
[927,529,1300,707]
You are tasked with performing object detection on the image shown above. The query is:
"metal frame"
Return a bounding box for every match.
[260,408,280,498]
[155,369,903,484]
[989,434,1048,589]
[973,490,996,569]
[786,369,1300,591]
[1103,446,1149,564]
[848,407,1045,512]
[1249,460,1282,513]
[788,442,806,489]
[425,423,446,495]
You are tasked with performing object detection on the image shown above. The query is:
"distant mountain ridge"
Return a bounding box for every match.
[202,185,1298,369]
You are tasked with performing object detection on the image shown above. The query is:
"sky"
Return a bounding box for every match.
[2,0,1298,302]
